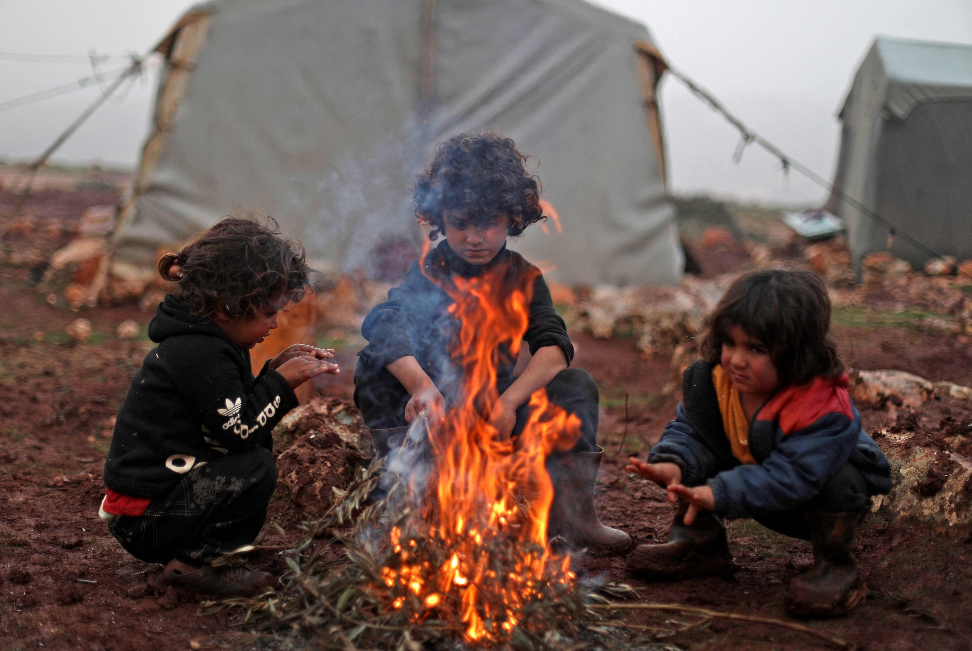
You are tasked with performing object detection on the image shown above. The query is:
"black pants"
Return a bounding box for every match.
[354,368,599,452]
[107,448,277,565]
[752,463,873,541]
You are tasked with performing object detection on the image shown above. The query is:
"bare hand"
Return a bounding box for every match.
[275,355,339,388]
[487,398,517,442]
[269,344,335,370]
[405,382,444,428]
[669,484,716,525]
[626,459,682,502]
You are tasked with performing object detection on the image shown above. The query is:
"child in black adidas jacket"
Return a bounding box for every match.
[101,215,338,596]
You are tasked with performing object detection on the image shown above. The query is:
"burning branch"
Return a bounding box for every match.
[203,462,590,649]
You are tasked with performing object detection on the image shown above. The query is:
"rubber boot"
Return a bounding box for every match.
[546,446,634,557]
[784,510,867,618]
[625,500,734,580]
[368,426,408,502]
[370,426,409,460]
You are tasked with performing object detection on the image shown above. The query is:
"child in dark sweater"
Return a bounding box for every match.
[626,270,891,617]
[354,133,631,556]
[101,215,338,596]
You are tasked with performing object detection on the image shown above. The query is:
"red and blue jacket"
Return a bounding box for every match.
[649,360,891,519]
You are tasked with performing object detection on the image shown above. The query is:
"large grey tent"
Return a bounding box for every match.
[110,0,682,286]
[829,36,972,273]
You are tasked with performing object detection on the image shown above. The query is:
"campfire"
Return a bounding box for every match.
[209,258,591,648]
[203,256,860,651]
[375,262,582,643]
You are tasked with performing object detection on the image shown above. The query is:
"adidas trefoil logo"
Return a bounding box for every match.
[217,397,242,417]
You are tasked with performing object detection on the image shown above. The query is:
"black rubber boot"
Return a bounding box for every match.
[368,426,408,501]
[546,446,634,557]
[625,500,734,580]
[370,426,408,460]
[784,510,867,618]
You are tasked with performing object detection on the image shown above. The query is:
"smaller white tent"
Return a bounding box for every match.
[110,0,683,286]
[829,36,972,272]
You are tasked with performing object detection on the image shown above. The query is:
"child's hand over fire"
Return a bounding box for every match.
[405,382,444,428]
[626,458,682,496]
[487,397,517,442]
[269,344,335,370]
[668,484,715,525]
[386,357,444,428]
[275,355,340,388]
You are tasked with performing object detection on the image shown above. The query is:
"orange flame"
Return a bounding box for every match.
[378,249,581,643]
[538,199,563,234]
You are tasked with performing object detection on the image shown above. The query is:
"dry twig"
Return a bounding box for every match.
[591,603,851,649]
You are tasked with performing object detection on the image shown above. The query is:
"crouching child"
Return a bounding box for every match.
[100,215,339,597]
[626,270,891,617]
[353,133,632,556]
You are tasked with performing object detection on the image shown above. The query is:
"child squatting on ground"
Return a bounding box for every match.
[353,132,632,557]
[100,215,339,597]
[626,269,892,617]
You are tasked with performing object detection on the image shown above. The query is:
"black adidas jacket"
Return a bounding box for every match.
[103,295,298,498]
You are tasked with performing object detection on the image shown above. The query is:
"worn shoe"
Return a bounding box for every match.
[157,563,275,597]
[546,446,634,557]
[626,500,734,580]
[784,510,867,618]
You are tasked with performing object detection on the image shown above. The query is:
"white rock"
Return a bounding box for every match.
[66,318,92,343]
[848,369,934,409]
[116,320,140,340]
[50,237,105,270]
[878,446,972,533]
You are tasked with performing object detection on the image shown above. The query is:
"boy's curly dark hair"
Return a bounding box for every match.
[413,132,545,240]
[699,269,844,387]
[157,212,311,320]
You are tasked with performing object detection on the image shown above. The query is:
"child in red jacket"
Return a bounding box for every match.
[627,269,891,617]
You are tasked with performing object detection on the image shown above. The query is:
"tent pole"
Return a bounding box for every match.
[1,60,141,235]
[88,13,211,306]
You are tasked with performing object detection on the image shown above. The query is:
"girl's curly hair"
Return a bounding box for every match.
[699,269,843,387]
[413,132,545,240]
[157,212,311,320]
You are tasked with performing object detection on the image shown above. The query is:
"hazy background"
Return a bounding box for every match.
[2,0,970,204]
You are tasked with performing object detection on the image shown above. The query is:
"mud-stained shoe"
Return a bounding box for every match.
[785,510,867,618]
[546,446,634,557]
[625,500,734,580]
[163,563,275,597]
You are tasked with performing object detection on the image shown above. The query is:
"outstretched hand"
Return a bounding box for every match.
[269,344,335,370]
[625,458,682,501]
[669,484,716,525]
[487,397,517,442]
[275,355,340,389]
[404,382,444,430]
[626,458,715,524]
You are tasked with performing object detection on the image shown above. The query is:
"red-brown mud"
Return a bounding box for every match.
[2,184,971,650]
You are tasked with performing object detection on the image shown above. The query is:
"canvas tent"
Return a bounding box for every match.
[829,36,972,273]
[108,0,682,287]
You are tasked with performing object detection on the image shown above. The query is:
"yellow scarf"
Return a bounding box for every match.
[712,365,757,465]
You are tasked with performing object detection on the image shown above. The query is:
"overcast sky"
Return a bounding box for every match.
[1,0,970,204]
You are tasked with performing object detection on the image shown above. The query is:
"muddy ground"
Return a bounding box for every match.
[2,178,972,650]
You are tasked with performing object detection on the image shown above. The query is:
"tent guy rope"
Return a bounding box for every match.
[0,54,146,231]
[662,61,972,281]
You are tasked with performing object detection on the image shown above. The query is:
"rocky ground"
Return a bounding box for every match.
[1,172,971,650]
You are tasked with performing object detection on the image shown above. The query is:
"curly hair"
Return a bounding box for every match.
[157,212,311,320]
[699,269,844,387]
[413,132,545,241]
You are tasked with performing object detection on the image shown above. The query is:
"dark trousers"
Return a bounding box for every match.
[107,448,277,565]
[354,367,599,452]
[752,463,873,541]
